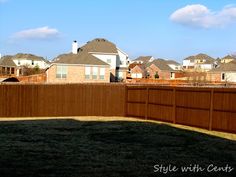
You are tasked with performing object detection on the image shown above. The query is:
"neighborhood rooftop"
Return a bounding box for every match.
[53,52,109,65]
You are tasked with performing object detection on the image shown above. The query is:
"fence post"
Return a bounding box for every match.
[124,85,128,117]
[173,88,176,124]
[145,87,149,120]
[209,89,214,131]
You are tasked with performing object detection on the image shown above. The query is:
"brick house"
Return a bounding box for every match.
[146,59,182,79]
[47,49,110,83]
[130,64,146,78]
[71,38,130,81]
[207,60,236,82]
[0,55,16,76]
[0,53,50,77]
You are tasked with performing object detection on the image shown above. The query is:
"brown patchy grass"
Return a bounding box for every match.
[0,117,235,177]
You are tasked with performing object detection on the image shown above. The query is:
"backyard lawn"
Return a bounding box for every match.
[0,117,235,177]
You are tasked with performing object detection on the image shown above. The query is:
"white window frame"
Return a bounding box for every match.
[85,67,91,79]
[99,68,105,80]
[92,67,98,79]
[56,65,67,79]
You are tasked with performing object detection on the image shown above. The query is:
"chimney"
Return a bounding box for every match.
[72,40,78,54]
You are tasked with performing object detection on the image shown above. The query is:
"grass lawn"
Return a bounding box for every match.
[0,117,235,177]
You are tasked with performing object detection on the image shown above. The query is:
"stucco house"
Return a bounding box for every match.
[183,53,215,71]
[207,60,236,82]
[146,59,182,80]
[47,43,110,83]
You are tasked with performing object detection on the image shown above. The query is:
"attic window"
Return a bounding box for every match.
[18,60,20,65]
[32,60,34,65]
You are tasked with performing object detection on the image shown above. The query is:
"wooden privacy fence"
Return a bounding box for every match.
[0,84,126,117]
[126,85,236,133]
[0,83,235,133]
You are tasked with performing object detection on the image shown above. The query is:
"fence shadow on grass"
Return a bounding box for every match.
[0,119,235,177]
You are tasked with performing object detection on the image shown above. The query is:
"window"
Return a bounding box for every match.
[11,68,15,74]
[18,60,21,65]
[170,72,175,79]
[32,60,34,65]
[85,67,91,79]
[56,65,67,78]
[92,67,98,79]
[2,67,6,74]
[107,59,111,64]
[221,73,225,81]
[7,67,10,74]
[99,68,105,80]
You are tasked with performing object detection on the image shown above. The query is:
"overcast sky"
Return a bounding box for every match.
[1,0,236,61]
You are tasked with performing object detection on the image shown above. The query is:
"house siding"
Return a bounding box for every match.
[47,64,110,83]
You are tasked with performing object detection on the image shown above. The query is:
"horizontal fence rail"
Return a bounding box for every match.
[0,83,235,133]
[126,85,236,133]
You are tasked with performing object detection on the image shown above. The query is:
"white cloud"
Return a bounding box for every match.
[170,4,236,28]
[11,26,60,40]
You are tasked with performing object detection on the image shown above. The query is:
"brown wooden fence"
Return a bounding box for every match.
[126,85,236,133]
[0,84,235,133]
[0,84,126,117]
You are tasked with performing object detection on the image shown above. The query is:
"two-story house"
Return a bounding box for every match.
[0,53,50,76]
[47,38,130,83]
[75,38,130,81]
[183,53,215,71]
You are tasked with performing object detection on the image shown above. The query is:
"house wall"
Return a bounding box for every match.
[183,60,194,68]
[196,64,212,71]
[206,73,222,82]
[92,53,128,81]
[92,54,117,69]
[147,64,171,79]
[47,64,110,83]
[130,65,145,78]
[168,64,181,70]
[225,73,236,82]
[13,59,49,69]
[117,48,129,68]
[0,66,16,76]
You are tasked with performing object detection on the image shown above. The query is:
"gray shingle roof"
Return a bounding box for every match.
[165,60,180,65]
[0,55,16,67]
[184,53,215,63]
[52,38,118,66]
[148,59,174,71]
[13,53,47,61]
[133,56,152,63]
[80,38,118,54]
[210,61,236,72]
[222,55,236,60]
[53,51,109,66]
